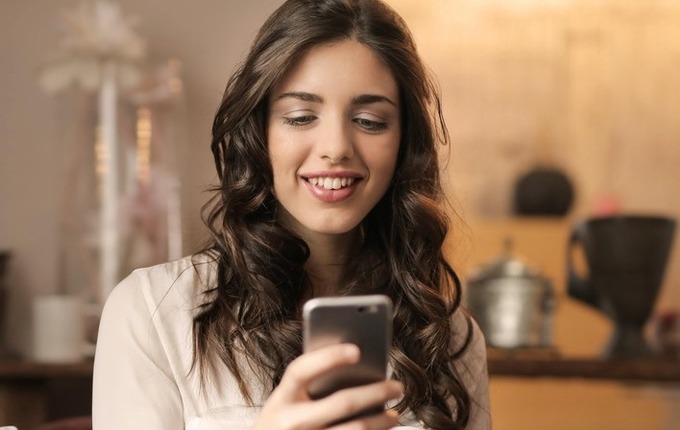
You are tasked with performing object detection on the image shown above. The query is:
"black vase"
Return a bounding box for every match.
[514,167,575,217]
[567,215,676,356]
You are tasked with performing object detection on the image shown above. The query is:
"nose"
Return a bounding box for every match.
[318,117,354,163]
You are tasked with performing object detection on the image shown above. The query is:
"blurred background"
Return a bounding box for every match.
[1,0,679,428]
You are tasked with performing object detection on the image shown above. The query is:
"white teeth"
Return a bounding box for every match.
[307,177,355,190]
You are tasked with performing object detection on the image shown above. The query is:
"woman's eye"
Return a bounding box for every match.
[283,115,316,127]
[354,117,388,131]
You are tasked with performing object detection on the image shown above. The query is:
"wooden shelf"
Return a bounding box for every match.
[0,359,93,381]
[0,359,93,428]
[3,354,680,384]
[488,351,680,383]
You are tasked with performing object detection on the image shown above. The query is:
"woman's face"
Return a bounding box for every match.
[268,40,401,238]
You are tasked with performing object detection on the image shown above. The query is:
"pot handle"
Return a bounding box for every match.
[566,222,599,308]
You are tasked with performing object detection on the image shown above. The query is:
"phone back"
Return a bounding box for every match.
[303,295,393,399]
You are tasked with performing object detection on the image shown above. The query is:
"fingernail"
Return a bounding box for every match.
[344,344,360,358]
[390,380,404,395]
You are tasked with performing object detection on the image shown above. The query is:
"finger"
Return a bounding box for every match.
[275,343,360,399]
[301,380,404,427]
[329,409,400,430]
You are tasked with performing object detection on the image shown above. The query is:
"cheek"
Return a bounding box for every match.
[266,127,278,162]
[369,135,400,178]
[267,128,289,173]
[267,129,309,187]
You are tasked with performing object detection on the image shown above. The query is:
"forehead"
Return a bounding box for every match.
[271,39,399,102]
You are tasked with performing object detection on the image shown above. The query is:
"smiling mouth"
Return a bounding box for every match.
[306,177,358,190]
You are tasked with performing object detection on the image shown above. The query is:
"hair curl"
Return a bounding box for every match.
[194,0,471,428]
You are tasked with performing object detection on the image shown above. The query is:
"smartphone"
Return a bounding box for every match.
[303,294,393,405]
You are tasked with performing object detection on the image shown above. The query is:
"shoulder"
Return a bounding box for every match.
[449,307,488,382]
[98,254,219,363]
[450,308,486,363]
[96,254,219,385]
[93,255,219,427]
[450,308,492,428]
[104,254,217,318]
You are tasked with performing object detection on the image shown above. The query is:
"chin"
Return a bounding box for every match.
[310,222,360,236]
[297,216,364,237]
[278,206,367,238]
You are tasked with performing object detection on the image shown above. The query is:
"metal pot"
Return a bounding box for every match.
[466,240,555,349]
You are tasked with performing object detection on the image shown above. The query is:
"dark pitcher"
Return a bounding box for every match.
[567,215,676,356]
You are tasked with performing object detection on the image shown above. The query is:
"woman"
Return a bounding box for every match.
[92,0,490,429]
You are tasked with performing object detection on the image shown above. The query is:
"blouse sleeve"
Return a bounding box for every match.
[92,271,184,429]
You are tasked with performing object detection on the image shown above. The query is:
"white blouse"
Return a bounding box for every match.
[92,256,491,429]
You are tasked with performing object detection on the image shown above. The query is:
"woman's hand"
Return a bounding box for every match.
[253,343,403,430]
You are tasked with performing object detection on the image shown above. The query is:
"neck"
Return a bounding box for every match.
[303,230,359,297]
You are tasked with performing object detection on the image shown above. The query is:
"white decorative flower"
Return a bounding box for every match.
[39,0,147,94]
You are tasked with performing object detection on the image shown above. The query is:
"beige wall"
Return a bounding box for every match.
[392,0,680,218]
[1,0,679,428]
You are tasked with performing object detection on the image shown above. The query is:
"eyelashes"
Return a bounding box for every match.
[282,115,389,132]
[353,117,388,131]
[282,115,316,127]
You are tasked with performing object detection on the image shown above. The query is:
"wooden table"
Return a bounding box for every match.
[0,359,93,429]
[487,349,680,383]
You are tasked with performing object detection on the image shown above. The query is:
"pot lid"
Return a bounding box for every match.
[469,238,542,282]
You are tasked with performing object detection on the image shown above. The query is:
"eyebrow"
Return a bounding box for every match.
[274,91,323,103]
[273,91,397,107]
[351,94,397,107]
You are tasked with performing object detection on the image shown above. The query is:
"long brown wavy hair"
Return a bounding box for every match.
[194,0,472,428]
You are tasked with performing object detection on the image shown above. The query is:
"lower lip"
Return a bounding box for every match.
[303,179,359,203]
